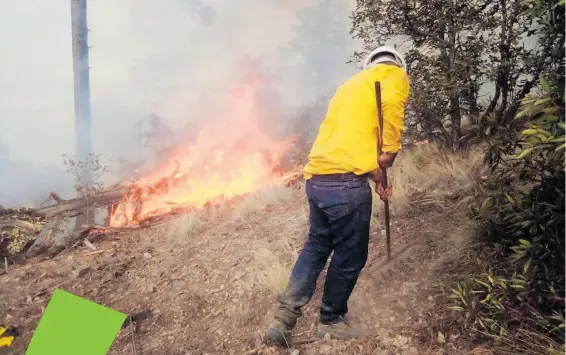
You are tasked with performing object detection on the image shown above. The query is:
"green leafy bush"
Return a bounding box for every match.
[447,79,565,352]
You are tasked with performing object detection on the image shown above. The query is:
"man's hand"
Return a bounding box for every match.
[369,169,393,200]
[375,180,392,201]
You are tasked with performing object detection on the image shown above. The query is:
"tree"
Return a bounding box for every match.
[350,0,564,149]
[445,0,564,350]
[449,75,565,352]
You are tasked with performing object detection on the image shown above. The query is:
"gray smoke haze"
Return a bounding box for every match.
[0,0,360,207]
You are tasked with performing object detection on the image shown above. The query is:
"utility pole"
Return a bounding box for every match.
[71,0,94,228]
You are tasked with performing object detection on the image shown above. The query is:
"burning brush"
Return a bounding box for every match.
[110,73,300,227]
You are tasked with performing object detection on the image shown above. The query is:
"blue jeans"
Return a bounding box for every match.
[277,173,372,325]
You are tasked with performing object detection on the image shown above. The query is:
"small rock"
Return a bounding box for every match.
[393,335,410,347]
[71,266,91,279]
[26,295,32,303]
[290,350,300,355]
[233,270,246,281]
[319,345,332,354]
[143,252,152,259]
[147,284,156,293]
[437,331,446,344]
[253,335,262,348]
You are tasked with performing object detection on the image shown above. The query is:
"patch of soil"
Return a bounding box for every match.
[0,188,474,355]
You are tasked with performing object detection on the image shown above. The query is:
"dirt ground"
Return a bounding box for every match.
[0,185,477,355]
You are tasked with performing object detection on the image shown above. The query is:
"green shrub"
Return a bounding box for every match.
[447,79,565,352]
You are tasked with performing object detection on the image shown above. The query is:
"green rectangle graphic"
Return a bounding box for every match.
[26,289,126,355]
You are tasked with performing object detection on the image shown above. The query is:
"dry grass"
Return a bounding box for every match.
[253,241,298,295]
[228,300,255,326]
[372,144,484,220]
[232,183,294,220]
[165,211,205,243]
[162,183,296,242]
[160,183,301,295]
[205,203,231,222]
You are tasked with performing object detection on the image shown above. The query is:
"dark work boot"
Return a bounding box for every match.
[264,306,300,347]
[316,317,364,340]
[265,318,293,347]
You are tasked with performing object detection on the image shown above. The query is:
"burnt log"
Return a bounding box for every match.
[31,184,130,218]
[1,183,131,259]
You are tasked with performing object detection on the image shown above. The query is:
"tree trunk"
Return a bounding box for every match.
[450,94,462,151]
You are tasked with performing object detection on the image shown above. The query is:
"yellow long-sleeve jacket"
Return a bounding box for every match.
[304,64,410,180]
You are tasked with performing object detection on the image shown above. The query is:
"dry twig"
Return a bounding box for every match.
[129,315,138,355]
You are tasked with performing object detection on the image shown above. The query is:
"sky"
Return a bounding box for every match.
[0,0,360,206]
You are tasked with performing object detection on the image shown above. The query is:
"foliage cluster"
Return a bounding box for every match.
[450,78,564,352]
[351,0,564,149]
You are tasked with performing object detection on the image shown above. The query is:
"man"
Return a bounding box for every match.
[265,46,410,346]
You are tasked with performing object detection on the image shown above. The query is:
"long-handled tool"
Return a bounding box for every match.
[367,83,414,286]
[374,81,392,262]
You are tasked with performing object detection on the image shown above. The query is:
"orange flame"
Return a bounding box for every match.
[110,74,297,227]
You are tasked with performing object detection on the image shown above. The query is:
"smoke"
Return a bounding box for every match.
[0,0,360,206]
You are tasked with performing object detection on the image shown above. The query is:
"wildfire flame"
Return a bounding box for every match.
[110,74,297,227]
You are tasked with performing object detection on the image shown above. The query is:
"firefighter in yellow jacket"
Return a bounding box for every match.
[265,46,410,346]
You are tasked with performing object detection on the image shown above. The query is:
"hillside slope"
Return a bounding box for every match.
[2,191,478,354]
[1,145,485,354]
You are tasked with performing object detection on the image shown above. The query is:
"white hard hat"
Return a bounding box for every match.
[362,46,407,70]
